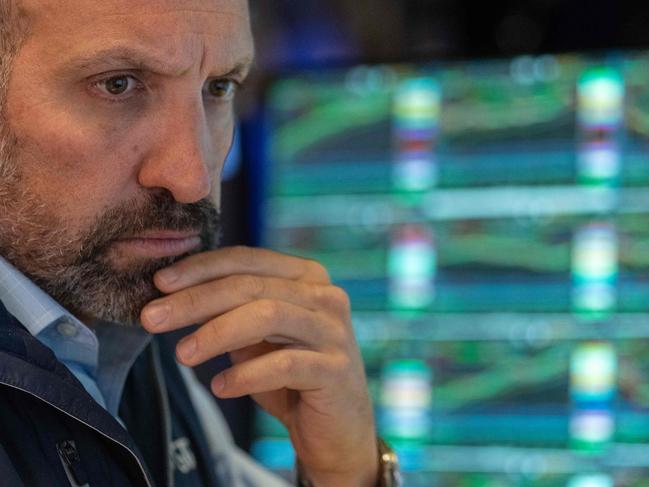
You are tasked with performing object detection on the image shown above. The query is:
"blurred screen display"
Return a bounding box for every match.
[251,52,649,486]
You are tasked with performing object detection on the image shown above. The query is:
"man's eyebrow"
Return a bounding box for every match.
[66,46,254,78]
[66,47,183,75]
[220,58,255,79]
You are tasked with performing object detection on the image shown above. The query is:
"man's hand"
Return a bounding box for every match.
[141,247,379,487]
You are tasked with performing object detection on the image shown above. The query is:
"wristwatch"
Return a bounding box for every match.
[296,437,403,487]
[377,437,403,487]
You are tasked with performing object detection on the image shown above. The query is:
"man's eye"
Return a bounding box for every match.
[98,75,137,96]
[206,79,237,100]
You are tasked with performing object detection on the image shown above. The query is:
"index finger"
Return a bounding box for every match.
[154,246,331,293]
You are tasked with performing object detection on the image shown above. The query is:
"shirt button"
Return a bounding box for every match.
[57,321,79,338]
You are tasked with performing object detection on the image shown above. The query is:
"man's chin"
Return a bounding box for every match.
[56,241,211,326]
[38,256,171,327]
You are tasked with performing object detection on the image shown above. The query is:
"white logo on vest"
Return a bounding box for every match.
[170,437,197,474]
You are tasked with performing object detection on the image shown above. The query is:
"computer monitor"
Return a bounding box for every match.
[251,51,649,487]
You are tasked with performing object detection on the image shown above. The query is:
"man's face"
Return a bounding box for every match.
[0,0,254,325]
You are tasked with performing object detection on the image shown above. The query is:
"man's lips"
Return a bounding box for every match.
[113,230,201,259]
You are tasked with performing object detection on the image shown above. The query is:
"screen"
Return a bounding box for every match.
[251,52,649,486]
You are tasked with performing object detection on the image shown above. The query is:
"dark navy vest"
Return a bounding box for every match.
[0,302,222,487]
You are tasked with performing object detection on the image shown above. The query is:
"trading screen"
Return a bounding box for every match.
[251,52,649,487]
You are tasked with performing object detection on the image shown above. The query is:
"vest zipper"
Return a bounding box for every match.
[150,340,174,487]
[57,440,90,487]
[0,381,154,487]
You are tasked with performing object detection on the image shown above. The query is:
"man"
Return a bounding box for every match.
[0,0,399,485]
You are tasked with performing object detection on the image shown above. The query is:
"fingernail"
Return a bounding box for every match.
[177,336,197,362]
[144,304,170,328]
[157,267,180,286]
[212,375,225,395]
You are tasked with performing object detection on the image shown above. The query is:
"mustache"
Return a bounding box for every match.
[76,190,221,262]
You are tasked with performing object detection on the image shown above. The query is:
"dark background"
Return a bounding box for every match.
[200,0,649,452]
[249,0,639,68]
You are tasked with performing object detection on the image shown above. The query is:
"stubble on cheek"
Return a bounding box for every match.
[0,170,221,325]
[0,175,82,280]
[0,135,54,274]
[0,119,20,198]
[0,115,221,326]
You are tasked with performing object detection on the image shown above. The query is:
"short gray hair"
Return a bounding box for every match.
[0,0,29,181]
[0,0,29,115]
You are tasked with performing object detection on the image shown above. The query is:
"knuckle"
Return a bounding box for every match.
[256,299,282,323]
[276,353,296,376]
[306,259,330,282]
[329,286,351,313]
[310,283,328,305]
[233,275,265,299]
[183,288,200,310]
[315,285,352,317]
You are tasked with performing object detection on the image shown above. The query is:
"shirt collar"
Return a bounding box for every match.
[0,256,82,336]
[0,256,154,417]
[0,256,99,370]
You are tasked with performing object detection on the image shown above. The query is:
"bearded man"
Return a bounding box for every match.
[0,0,401,485]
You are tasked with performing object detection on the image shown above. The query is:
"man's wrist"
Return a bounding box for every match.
[296,437,401,487]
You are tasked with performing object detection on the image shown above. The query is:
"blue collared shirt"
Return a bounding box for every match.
[0,255,151,418]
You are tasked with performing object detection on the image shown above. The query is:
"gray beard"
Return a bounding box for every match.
[0,128,221,326]
[42,253,179,326]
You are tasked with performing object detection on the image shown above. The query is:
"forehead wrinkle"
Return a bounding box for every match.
[104,8,248,19]
[66,46,197,77]
[92,0,250,23]
[63,17,252,78]
[187,28,254,78]
[198,41,253,79]
[63,31,253,81]
[24,0,248,18]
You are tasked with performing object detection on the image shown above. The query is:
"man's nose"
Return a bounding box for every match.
[137,98,214,204]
